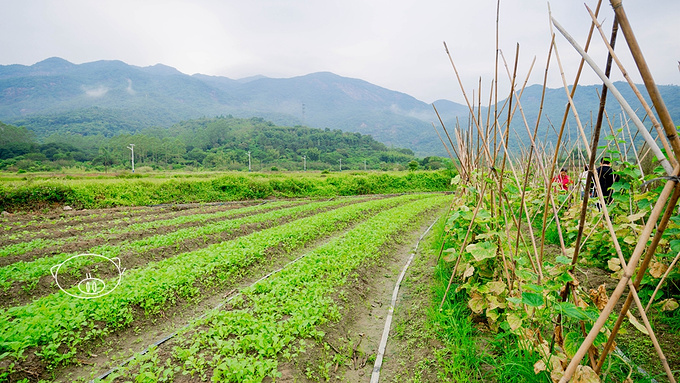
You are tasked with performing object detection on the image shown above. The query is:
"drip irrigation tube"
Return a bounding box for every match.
[370,217,439,383]
[90,247,316,382]
[91,202,443,382]
[613,346,658,383]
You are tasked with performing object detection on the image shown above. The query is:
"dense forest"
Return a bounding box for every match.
[0,117,451,172]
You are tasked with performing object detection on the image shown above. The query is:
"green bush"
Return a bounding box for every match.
[0,170,455,211]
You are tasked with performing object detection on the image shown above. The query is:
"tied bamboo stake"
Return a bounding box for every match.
[550,16,673,176]
[539,1,601,265]
[552,12,679,383]
[565,66,679,376]
[610,0,680,166]
[560,8,618,323]
[645,247,680,312]
[557,167,680,383]
[596,184,680,372]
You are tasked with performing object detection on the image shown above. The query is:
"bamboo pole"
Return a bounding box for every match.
[595,184,680,372]
[550,16,673,175]
[439,179,489,310]
[498,43,520,199]
[539,1,601,264]
[431,122,460,175]
[645,248,680,312]
[552,11,678,382]
[622,112,645,177]
[566,16,618,282]
[493,0,500,166]
[610,0,680,165]
[558,165,680,383]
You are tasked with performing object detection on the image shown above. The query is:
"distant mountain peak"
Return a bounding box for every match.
[236,75,269,83]
[32,57,76,72]
[138,63,183,76]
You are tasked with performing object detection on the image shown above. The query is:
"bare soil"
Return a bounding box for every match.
[0,202,263,247]
[271,206,446,382]
[0,200,357,309]
[34,200,384,383]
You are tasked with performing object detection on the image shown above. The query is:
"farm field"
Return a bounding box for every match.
[0,192,450,382]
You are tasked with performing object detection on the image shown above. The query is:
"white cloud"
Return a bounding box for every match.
[126,79,135,95]
[82,85,109,98]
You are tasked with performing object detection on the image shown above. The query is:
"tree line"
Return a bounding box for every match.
[0,117,452,172]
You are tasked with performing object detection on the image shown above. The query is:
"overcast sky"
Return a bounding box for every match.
[1,0,678,104]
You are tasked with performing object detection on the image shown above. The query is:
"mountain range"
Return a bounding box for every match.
[1,57,679,156]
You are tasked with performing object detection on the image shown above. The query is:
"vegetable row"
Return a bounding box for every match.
[0,198,355,289]
[105,194,448,382]
[0,194,428,371]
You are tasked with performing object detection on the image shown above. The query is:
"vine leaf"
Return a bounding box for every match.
[555,255,571,265]
[648,261,668,278]
[572,365,600,382]
[661,298,679,311]
[468,293,485,314]
[506,313,522,331]
[563,331,584,358]
[625,312,649,335]
[588,284,609,310]
[466,241,497,262]
[607,258,621,272]
[463,265,475,279]
[521,292,544,307]
[557,302,588,321]
[486,280,506,295]
[442,248,457,263]
[626,210,647,222]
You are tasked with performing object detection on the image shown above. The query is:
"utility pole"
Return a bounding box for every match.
[364,159,367,171]
[339,158,342,171]
[303,155,306,171]
[302,103,306,125]
[127,144,135,172]
[247,151,251,172]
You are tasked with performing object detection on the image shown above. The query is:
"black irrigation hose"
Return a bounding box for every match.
[370,216,439,383]
[91,198,445,382]
[90,244,318,382]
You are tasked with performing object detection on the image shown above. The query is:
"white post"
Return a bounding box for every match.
[339,158,342,171]
[247,151,251,172]
[303,155,306,171]
[127,144,135,172]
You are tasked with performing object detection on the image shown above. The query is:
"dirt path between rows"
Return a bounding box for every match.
[50,203,389,383]
[0,200,353,309]
[274,206,446,382]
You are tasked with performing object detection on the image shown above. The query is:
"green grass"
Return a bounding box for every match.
[0,170,454,211]
[427,218,552,383]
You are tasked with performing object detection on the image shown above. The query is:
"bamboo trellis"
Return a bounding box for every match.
[432,0,680,382]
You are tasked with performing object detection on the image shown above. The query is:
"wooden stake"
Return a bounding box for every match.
[551,15,673,175]
[610,0,680,165]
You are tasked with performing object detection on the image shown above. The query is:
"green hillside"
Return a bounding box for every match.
[0,116,450,173]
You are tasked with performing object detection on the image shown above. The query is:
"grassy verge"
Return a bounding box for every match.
[0,170,454,211]
[426,213,552,383]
